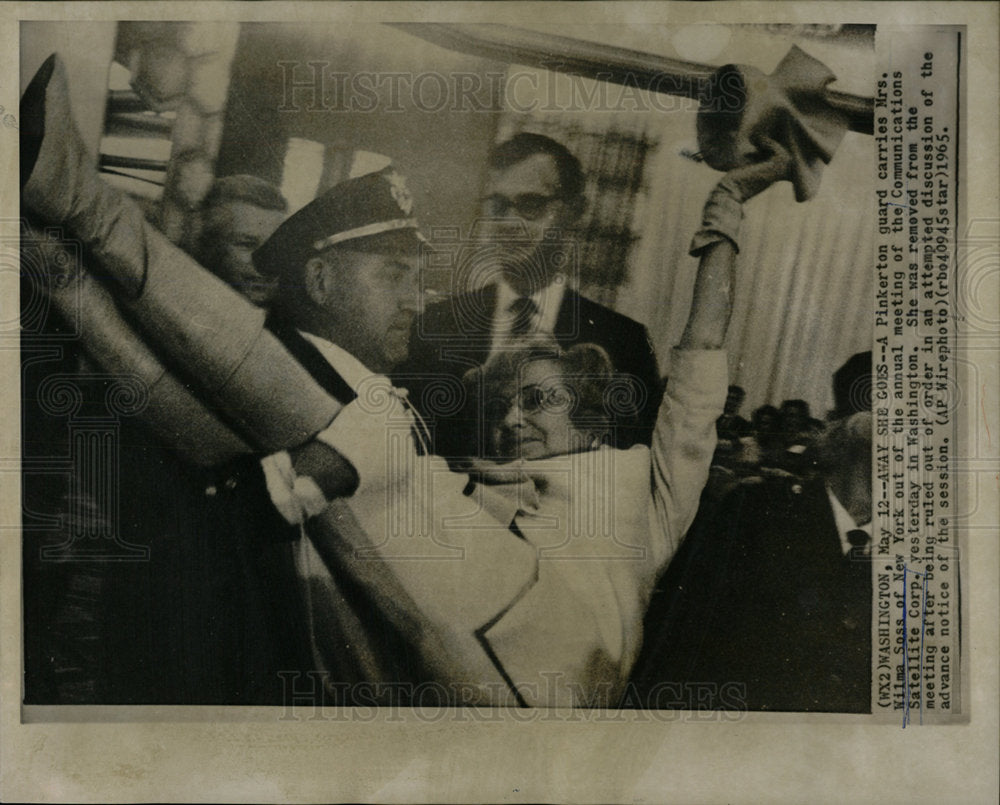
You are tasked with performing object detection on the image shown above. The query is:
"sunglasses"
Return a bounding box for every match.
[481,193,562,222]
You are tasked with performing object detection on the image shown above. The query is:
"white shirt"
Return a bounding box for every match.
[259,332,396,523]
[299,330,376,391]
[826,485,871,555]
[490,275,567,354]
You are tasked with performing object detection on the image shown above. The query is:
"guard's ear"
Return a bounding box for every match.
[303,256,329,306]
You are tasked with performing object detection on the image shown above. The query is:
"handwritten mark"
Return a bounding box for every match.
[0,105,18,130]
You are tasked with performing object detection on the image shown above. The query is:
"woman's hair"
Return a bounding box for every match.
[751,404,780,432]
[465,336,636,447]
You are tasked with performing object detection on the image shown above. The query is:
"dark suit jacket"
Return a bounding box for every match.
[393,285,662,460]
[629,477,872,713]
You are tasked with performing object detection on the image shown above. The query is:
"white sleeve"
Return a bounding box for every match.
[648,348,728,567]
[260,450,336,525]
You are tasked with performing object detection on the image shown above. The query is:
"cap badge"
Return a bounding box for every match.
[385,170,414,215]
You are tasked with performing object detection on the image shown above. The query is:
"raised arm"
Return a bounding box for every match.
[651,146,796,573]
[681,144,795,349]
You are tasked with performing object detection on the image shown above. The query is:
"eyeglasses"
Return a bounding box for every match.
[481,193,562,222]
[487,383,576,420]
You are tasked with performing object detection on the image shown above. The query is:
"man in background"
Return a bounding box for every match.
[712,384,752,466]
[194,174,288,306]
[395,132,661,460]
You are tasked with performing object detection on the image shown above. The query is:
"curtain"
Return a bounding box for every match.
[618,122,874,416]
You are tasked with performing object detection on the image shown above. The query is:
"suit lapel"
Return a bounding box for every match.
[786,483,846,582]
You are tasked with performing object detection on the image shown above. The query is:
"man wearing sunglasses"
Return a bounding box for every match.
[394,132,662,461]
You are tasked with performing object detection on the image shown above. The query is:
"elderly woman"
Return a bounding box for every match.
[451,336,729,701]
[471,339,633,461]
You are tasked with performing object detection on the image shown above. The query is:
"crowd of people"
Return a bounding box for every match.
[707,386,837,501]
[21,52,872,712]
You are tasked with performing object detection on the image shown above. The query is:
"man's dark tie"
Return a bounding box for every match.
[509,296,539,336]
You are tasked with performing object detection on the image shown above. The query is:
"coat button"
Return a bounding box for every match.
[204,485,217,497]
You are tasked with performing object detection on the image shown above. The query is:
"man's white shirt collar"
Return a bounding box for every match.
[299,329,425,444]
[826,484,871,556]
[300,330,380,392]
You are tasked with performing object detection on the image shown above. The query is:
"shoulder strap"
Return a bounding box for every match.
[265,313,358,404]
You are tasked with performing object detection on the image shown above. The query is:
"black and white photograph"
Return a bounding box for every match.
[2,4,997,803]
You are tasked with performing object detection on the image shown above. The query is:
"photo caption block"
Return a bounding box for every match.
[872,26,962,725]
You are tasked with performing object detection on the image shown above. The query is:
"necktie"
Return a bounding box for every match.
[508,296,538,336]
